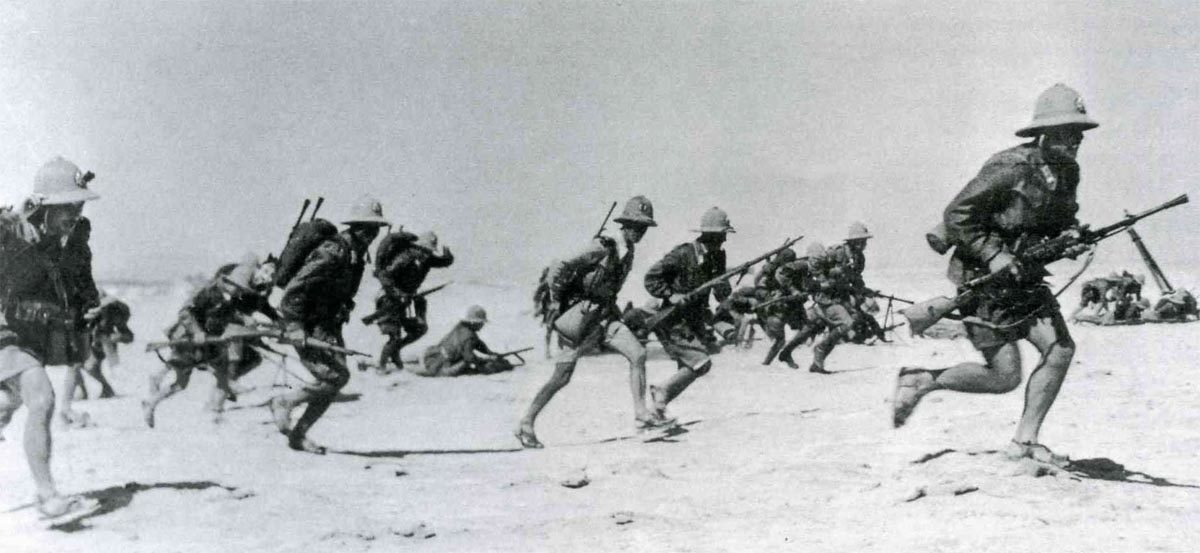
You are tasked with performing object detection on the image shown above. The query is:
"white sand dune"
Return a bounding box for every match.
[2,273,1198,552]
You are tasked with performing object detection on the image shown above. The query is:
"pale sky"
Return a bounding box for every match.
[2,1,1197,285]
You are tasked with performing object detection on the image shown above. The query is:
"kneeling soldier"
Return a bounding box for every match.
[415,306,511,377]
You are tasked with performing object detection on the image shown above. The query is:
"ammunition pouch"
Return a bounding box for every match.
[4,300,74,330]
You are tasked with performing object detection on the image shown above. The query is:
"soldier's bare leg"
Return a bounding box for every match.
[377,332,402,371]
[0,383,21,441]
[83,354,115,398]
[142,366,193,428]
[605,323,668,425]
[1014,316,1074,445]
[18,367,59,501]
[891,341,1022,428]
[57,364,87,426]
[777,324,819,369]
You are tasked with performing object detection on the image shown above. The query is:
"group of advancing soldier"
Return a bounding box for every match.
[1,82,1191,520]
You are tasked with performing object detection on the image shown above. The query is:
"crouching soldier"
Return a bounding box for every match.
[142,254,278,427]
[270,196,388,454]
[71,290,133,400]
[370,231,453,372]
[643,207,734,420]
[0,157,102,520]
[414,306,512,377]
[516,196,670,449]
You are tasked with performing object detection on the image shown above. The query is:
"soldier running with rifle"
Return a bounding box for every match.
[269,195,389,454]
[892,84,1189,466]
[516,197,669,448]
[0,157,103,521]
[142,253,279,427]
[643,207,800,419]
[365,230,454,373]
[69,289,133,400]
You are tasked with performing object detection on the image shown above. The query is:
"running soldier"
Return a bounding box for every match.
[369,231,453,372]
[414,305,512,377]
[0,157,102,520]
[515,196,669,448]
[270,196,388,454]
[829,222,889,343]
[643,207,734,420]
[70,290,133,400]
[142,254,278,427]
[892,84,1099,466]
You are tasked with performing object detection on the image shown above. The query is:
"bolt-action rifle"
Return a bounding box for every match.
[862,288,914,305]
[146,326,370,357]
[903,194,1189,335]
[360,281,453,325]
[494,346,534,366]
[645,235,804,330]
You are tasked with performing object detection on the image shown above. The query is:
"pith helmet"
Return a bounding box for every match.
[463,305,488,324]
[806,242,826,258]
[612,195,657,227]
[776,248,797,264]
[415,231,439,252]
[692,207,735,234]
[33,157,99,205]
[1015,83,1100,138]
[846,221,872,241]
[342,195,389,226]
[223,253,260,292]
[1132,273,1146,286]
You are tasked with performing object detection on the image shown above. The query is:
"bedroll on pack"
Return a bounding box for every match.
[375,230,418,272]
[275,219,338,288]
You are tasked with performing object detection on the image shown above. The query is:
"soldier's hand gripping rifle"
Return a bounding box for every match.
[644,235,804,330]
[494,346,535,366]
[902,194,1189,335]
[360,281,453,325]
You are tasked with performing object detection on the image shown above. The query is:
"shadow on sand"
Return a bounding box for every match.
[51,481,236,532]
[333,447,525,459]
[1066,458,1200,489]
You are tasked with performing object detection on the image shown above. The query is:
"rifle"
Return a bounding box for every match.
[146,328,370,357]
[594,201,618,239]
[291,199,311,233]
[903,194,1189,335]
[754,293,806,312]
[310,197,324,221]
[361,281,453,325]
[863,288,914,305]
[644,235,804,330]
[1126,227,1172,293]
[494,347,534,366]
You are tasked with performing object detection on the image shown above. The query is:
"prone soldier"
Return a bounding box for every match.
[269,196,388,454]
[892,84,1100,466]
[414,305,513,377]
[516,196,670,448]
[0,157,102,520]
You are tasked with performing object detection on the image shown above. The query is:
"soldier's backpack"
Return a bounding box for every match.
[374,230,418,274]
[274,219,338,289]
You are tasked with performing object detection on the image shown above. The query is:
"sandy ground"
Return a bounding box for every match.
[2,273,1199,552]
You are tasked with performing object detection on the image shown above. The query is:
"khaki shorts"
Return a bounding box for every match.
[557,320,645,366]
[1,344,43,384]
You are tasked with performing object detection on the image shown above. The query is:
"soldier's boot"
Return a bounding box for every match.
[650,364,706,417]
[287,396,333,455]
[141,399,158,429]
[762,338,784,366]
[778,328,817,369]
[377,337,403,374]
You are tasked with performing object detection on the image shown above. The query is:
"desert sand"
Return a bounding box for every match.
[2,269,1198,553]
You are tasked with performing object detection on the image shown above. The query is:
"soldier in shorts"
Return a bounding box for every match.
[516,196,669,448]
[0,157,103,520]
[891,84,1099,466]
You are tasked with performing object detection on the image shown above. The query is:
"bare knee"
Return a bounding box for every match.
[549,364,575,388]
